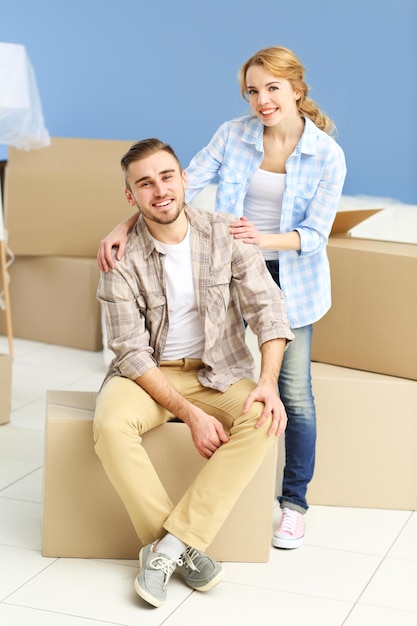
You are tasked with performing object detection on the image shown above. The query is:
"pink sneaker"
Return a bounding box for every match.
[272,507,305,549]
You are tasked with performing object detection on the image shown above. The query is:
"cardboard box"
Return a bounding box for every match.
[42,390,277,562]
[0,352,12,424]
[0,256,102,350]
[5,137,136,257]
[308,363,417,510]
[337,195,417,244]
[312,209,417,380]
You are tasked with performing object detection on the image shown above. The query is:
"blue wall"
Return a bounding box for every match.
[1,0,416,203]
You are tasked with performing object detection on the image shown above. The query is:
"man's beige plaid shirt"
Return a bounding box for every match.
[98,205,294,392]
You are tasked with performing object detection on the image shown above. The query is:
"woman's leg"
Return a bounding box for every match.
[278,324,316,513]
[265,260,316,513]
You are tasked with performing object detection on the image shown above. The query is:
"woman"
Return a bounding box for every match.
[97,46,347,549]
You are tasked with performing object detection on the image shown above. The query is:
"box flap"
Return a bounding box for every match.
[330,209,383,236]
[47,390,97,411]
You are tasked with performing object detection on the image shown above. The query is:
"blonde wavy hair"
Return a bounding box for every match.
[239,46,336,136]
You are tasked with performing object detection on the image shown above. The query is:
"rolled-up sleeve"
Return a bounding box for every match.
[295,144,347,256]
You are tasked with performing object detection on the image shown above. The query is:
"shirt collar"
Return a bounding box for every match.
[240,114,318,156]
[132,205,211,258]
[296,117,318,156]
[240,116,264,151]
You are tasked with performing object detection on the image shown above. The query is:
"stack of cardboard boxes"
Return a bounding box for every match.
[0,137,136,351]
[3,150,416,512]
[308,205,417,510]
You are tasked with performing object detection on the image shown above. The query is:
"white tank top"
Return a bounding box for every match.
[157,227,205,360]
[244,168,286,261]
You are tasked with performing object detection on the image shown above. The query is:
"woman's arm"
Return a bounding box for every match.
[185,122,228,203]
[97,212,137,272]
[230,216,301,250]
[230,140,346,253]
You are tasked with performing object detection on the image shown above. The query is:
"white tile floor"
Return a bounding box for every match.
[1,335,417,625]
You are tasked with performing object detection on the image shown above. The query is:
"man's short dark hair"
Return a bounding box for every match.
[121,138,182,187]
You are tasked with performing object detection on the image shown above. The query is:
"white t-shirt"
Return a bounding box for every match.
[157,227,205,360]
[244,168,286,261]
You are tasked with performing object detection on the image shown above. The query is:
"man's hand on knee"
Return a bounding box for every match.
[243,383,288,437]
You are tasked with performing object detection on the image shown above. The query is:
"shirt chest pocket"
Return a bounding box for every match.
[217,167,247,210]
[135,292,166,328]
[294,183,317,200]
[207,266,232,322]
[293,184,317,218]
[218,166,247,184]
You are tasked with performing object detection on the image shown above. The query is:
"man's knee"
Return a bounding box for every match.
[94,403,119,441]
[93,387,138,447]
[232,400,270,433]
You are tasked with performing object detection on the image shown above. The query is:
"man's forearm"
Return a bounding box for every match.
[135,366,197,425]
[258,338,286,386]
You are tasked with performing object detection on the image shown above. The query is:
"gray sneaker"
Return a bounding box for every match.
[178,546,224,591]
[134,541,183,607]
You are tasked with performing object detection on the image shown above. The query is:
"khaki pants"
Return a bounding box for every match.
[93,359,276,552]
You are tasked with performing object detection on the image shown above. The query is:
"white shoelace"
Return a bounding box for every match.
[279,508,299,534]
[181,547,200,572]
[149,555,183,588]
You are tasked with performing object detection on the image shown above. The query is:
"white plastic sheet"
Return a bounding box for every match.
[0,43,51,150]
[0,42,50,151]
[0,42,50,241]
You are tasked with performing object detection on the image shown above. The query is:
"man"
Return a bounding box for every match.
[94,138,294,608]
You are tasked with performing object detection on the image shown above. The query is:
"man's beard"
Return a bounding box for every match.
[137,197,185,225]
[149,204,182,225]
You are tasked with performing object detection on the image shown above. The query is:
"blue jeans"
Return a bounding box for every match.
[266,260,316,513]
